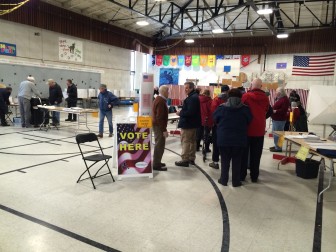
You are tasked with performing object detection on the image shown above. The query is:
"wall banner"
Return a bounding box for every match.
[0,42,16,56]
[117,123,152,178]
[59,37,83,62]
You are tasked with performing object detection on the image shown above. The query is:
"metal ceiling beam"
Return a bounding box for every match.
[246,0,277,35]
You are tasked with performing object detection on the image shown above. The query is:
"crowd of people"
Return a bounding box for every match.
[0,76,120,136]
[153,79,308,187]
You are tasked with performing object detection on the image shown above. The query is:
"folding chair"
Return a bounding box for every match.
[75,133,115,189]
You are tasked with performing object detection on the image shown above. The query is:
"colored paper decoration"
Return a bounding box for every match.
[192,55,200,66]
[207,55,216,67]
[170,55,177,66]
[156,55,163,66]
[185,55,192,67]
[178,55,185,66]
[151,55,155,66]
[200,55,208,67]
[241,55,250,67]
[163,55,170,66]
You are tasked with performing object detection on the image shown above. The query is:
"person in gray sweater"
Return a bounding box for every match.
[18,76,40,128]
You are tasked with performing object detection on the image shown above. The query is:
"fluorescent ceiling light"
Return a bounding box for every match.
[277,33,289,38]
[257,8,273,15]
[212,28,224,34]
[136,21,149,26]
[185,39,194,43]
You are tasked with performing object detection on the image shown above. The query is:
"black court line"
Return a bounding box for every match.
[166,148,230,252]
[0,204,120,252]
[23,137,62,146]
[313,162,325,252]
[0,154,81,176]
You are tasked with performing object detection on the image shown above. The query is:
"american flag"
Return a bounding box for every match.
[117,124,151,175]
[292,54,336,76]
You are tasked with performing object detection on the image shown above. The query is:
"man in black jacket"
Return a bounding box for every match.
[175,81,201,167]
[65,79,78,122]
[47,79,63,125]
[0,87,12,126]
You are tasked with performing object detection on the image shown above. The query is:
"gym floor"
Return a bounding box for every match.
[0,106,335,252]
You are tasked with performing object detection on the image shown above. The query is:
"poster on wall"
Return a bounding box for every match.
[0,42,16,56]
[117,123,152,178]
[59,37,83,62]
[140,73,154,116]
[159,68,179,86]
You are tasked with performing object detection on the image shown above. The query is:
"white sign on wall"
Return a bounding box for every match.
[59,37,83,62]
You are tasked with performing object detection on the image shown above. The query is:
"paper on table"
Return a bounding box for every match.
[286,134,319,139]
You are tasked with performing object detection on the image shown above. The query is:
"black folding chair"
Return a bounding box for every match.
[75,133,115,189]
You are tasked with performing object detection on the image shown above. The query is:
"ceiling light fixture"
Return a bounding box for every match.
[212,28,224,34]
[185,39,194,43]
[257,8,273,15]
[136,20,149,26]
[277,33,289,38]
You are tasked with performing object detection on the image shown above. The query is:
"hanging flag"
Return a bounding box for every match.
[216,55,224,60]
[224,55,233,59]
[178,55,185,66]
[292,54,336,76]
[185,55,192,67]
[163,55,170,66]
[276,63,287,69]
[192,55,200,66]
[170,55,177,66]
[200,55,208,67]
[207,55,216,67]
[241,55,250,67]
[151,55,155,66]
[233,55,241,60]
[156,55,163,66]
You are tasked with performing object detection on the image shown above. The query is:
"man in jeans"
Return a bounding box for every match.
[18,76,41,128]
[175,81,201,167]
[97,84,119,138]
[152,85,169,171]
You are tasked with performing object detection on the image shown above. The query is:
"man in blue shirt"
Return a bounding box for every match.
[97,84,119,138]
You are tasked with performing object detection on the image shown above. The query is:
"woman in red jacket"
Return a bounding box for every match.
[196,89,213,152]
[270,87,290,152]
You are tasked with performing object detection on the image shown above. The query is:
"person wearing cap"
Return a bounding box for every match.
[18,76,41,128]
[65,79,78,122]
[209,84,230,169]
[47,79,63,126]
[97,84,119,138]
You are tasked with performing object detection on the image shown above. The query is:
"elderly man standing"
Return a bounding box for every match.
[18,76,41,128]
[47,79,63,126]
[175,81,201,167]
[241,78,270,182]
[152,85,169,171]
[97,84,119,138]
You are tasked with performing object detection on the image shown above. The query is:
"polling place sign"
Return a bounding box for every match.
[117,123,152,179]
